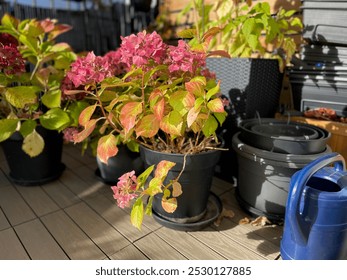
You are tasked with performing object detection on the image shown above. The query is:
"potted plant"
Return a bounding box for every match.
[178,0,303,182]
[0,14,86,185]
[64,29,228,230]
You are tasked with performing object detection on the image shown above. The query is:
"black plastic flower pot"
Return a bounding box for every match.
[95,145,144,185]
[232,132,332,222]
[1,126,65,186]
[140,145,222,230]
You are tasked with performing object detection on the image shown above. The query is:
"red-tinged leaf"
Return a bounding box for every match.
[50,24,73,39]
[172,181,183,197]
[160,111,183,136]
[79,105,96,126]
[135,114,160,138]
[161,197,177,213]
[207,50,231,58]
[154,160,176,180]
[153,97,165,120]
[169,90,195,115]
[73,119,97,143]
[119,102,142,134]
[96,134,119,164]
[185,80,205,97]
[202,27,222,43]
[187,106,200,128]
[207,98,225,113]
[39,18,55,33]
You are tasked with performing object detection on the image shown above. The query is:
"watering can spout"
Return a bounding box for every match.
[281,152,347,259]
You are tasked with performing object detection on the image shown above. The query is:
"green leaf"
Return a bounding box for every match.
[22,129,44,157]
[41,89,61,108]
[169,90,195,115]
[130,198,144,230]
[202,115,218,137]
[0,119,19,142]
[160,111,183,136]
[39,108,71,130]
[20,120,36,137]
[4,86,39,109]
[146,177,163,196]
[206,82,220,100]
[137,165,155,189]
[96,134,119,164]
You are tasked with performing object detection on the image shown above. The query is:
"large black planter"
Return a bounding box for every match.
[140,146,222,230]
[1,126,65,186]
[232,131,332,222]
[206,58,284,183]
[96,145,144,185]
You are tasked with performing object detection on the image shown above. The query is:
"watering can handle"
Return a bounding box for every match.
[287,152,345,245]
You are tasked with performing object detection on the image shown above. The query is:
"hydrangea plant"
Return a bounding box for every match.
[0,14,86,157]
[64,30,228,229]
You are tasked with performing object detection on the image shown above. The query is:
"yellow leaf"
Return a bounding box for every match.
[22,129,44,157]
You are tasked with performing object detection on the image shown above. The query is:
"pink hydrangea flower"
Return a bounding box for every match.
[103,49,128,76]
[62,127,79,143]
[119,31,167,69]
[67,52,114,88]
[166,40,206,78]
[111,171,138,208]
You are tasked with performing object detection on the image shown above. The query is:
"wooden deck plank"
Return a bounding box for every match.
[62,152,85,169]
[14,219,68,260]
[0,185,36,226]
[40,210,106,260]
[0,208,10,231]
[70,165,100,186]
[110,244,149,260]
[156,227,226,260]
[0,169,11,188]
[65,201,131,256]
[189,228,266,260]
[41,180,81,209]
[59,169,104,200]
[0,228,29,260]
[219,190,283,243]
[134,232,187,260]
[15,185,60,217]
[85,194,151,243]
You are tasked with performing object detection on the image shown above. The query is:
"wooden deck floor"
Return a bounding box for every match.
[0,144,282,260]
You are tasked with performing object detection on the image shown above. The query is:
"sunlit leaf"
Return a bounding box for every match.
[172,181,182,197]
[0,119,19,142]
[22,129,44,157]
[130,198,144,230]
[96,134,119,164]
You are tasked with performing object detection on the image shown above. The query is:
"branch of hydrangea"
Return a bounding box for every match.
[30,59,41,80]
[95,93,122,135]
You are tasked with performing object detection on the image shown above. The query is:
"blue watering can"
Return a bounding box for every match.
[280,152,347,260]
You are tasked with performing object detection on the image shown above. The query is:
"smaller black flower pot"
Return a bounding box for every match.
[1,127,65,186]
[95,145,144,185]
